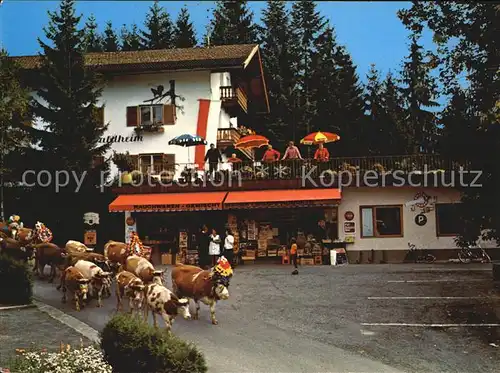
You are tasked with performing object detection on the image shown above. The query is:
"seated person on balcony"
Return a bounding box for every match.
[204,143,222,179]
[227,153,242,173]
[314,143,330,174]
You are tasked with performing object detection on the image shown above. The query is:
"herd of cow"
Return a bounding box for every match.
[0,230,232,332]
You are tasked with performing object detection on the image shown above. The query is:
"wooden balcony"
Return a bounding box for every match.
[220,85,248,115]
[113,154,472,194]
[217,128,241,148]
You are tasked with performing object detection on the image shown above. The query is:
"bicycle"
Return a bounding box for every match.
[457,243,491,264]
[407,242,436,264]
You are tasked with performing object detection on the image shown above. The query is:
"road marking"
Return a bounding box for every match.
[368,296,489,300]
[361,323,500,327]
[408,268,490,272]
[360,329,376,335]
[387,279,485,283]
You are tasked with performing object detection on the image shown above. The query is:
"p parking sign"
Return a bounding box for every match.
[415,214,427,226]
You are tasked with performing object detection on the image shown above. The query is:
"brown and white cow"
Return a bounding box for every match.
[57,266,90,311]
[33,243,68,282]
[65,240,88,254]
[104,240,128,270]
[115,270,145,315]
[143,277,191,332]
[171,264,230,325]
[0,237,35,262]
[73,260,112,307]
[67,250,111,274]
[124,255,164,284]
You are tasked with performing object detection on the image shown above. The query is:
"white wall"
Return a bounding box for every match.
[337,187,497,251]
[32,70,239,178]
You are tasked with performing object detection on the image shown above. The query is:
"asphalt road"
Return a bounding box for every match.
[33,263,500,373]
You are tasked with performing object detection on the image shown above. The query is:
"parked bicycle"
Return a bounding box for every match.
[457,243,491,264]
[407,242,436,263]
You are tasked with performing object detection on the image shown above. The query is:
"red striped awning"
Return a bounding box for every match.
[109,192,228,212]
[224,189,341,209]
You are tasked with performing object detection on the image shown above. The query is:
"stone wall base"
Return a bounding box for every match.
[347,248,499,264]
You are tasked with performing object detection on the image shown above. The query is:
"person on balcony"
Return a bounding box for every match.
[227,153,242,174]
[314,143,330,175]
[262,144,280,178]
[204,143,222,180]
[282,141,303,178]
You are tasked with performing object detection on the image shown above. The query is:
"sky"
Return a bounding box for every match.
[0,0,436,83]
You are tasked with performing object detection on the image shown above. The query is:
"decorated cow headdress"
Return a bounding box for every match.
[214,256,233,277]
[8,215,23,229]
[126,231,151,259]
[33,221,53,243]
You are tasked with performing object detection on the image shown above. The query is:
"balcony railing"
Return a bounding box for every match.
[118,155,470,188]
[217,128,241,146]
[220,85,248,113]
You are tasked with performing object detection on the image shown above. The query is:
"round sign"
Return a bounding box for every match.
[415,214,427,226]
[126,216,135,226]
[344,211,354,221]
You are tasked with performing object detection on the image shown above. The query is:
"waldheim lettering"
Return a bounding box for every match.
[98,135,143,143]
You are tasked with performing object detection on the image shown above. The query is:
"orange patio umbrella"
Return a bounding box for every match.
[300,131,340,145]
[235,134,269,149]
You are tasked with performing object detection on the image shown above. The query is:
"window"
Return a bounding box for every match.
[126,105,176,127]
[138,154,175,174]
[436,203,461,236]
[360,205,403,237]
[140,105,163,125]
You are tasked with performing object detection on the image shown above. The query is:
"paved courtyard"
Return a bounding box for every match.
[33,263,500,373]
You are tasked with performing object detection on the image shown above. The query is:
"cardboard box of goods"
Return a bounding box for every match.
[300,258,315,265]
[161,254,172,265]
[245,249,256,258]
[267,249,278,257]
[258,250,267,257]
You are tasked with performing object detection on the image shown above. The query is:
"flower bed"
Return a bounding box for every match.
[8,344,111,373]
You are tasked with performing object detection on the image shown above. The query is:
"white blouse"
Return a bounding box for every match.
[209,234,221,255]
[224,235,234,250]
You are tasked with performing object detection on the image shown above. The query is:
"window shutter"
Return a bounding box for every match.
[162,153,175,171]
[98,106,105,125]
[126,106,139,127]
[162,104,176,125]
[130,154,140,171]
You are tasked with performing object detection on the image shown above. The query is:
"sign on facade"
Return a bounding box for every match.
[83,212,99,225]
[415,214,427,226]
[124,212,137,243]
[344,221,355,233]
[344,211,354,221]
[84,230,97,246]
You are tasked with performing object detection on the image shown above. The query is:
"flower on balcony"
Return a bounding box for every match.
[134,122,165,134]
[373,163,386,174]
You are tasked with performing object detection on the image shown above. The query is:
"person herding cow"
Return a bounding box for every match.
[171,256,232,325]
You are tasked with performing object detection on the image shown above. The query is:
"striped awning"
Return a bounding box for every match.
[109,192,228,212]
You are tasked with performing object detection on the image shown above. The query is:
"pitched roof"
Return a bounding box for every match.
[11,44,259,72]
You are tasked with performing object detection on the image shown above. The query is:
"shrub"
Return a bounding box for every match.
[7,343,112,373]
[100,313,207,373]
[0,254,33,305]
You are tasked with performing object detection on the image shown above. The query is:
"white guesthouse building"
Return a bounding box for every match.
[15,44,269,178]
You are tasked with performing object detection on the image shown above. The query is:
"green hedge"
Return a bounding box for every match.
[0,254,33,305]
[100,313,207,373]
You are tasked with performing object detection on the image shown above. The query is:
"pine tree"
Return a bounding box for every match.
[30,0,110,241]
[173,7,197,48]
[0,50,30,220]
[380,71,407,154]
[363,64,385,154]
[258,0,294,148]
[289,0,326,147]
[333,45,366,156]
[141,0,174,50]
[120,23,141,51]
[83,14,103,52]
[310,25,341,137]
[206,0,258,46]
[399,2,500,245]
[103,21,119,52]
[399,34,440,154]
